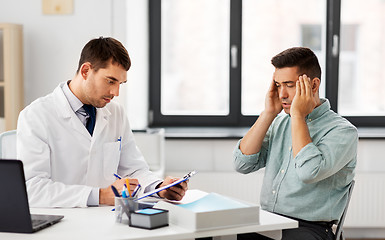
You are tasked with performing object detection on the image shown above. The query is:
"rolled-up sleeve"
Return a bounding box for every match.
[233,140,266,174]
[294,125,358,184]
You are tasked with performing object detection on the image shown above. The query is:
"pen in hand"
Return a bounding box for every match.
[111,185,121,197]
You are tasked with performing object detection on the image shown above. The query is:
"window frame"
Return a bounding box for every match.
[149,0,385,128]
[149,0,241,127]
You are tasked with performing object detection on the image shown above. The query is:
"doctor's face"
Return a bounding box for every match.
[83,62,127,108]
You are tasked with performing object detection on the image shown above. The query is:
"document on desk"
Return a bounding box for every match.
[155,190,260,231]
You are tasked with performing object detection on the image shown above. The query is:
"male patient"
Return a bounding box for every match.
[17,37,187,207]
[233,47,357,240]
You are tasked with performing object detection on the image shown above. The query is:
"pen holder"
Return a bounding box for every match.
[115,197,139,225]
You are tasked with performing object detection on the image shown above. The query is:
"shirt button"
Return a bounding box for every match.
[272,190,276,194]
[281,169,285,174]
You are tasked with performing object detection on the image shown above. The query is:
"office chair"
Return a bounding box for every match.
[335,180,355,240]
[0,129,17,159]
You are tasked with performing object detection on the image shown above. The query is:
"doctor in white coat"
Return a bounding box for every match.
[17,37,187,207]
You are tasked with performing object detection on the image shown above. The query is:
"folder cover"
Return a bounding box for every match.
[155,191,259,231]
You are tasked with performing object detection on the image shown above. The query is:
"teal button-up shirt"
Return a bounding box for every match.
[233,99,358,222]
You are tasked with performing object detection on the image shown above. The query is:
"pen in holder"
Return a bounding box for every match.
[115,196,139,225]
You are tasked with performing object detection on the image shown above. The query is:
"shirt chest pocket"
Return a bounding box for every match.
[103,142,121,180]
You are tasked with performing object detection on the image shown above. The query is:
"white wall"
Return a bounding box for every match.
[0,0,130,109]
[0,0,148,129]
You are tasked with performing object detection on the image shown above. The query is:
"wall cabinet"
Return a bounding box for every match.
[0,23,23,132]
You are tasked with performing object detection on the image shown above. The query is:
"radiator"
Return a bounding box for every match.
[344,173,385,227]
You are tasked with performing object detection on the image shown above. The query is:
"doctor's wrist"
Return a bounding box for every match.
[99,187,114,206]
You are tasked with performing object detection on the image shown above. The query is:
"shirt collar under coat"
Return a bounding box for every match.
[54,82,112,120]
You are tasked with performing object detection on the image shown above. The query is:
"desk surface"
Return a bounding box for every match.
[0,206,297,240]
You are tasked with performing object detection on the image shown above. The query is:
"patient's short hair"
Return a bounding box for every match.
[271,47,321,80]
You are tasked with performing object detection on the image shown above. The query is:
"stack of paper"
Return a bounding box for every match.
[155,190,259,231]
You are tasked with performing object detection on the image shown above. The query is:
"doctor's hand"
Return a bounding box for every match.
[157,176,188,201]
[99,178,138,205]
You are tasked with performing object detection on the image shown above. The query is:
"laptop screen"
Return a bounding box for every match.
[0,159,34,233]
[0,159,63,233]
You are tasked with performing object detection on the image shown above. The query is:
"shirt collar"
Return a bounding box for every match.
[62,80,84,113]
[306,98,329,121]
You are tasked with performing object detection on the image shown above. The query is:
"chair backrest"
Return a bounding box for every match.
[335,180,355,240]
[0,130,17,159]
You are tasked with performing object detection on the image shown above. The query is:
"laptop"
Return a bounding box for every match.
[0,159,64,233]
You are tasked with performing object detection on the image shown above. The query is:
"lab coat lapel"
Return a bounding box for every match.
[92,107,111,139]
[53,83,91,139]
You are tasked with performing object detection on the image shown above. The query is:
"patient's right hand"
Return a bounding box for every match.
[265,78,283,116]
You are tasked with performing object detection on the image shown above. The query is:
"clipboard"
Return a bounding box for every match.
[135,171,197,201]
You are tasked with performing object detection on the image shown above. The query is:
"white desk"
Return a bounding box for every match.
[0,206,297,240]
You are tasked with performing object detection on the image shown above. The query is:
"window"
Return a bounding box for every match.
[338,24,358,115]
[160,0,230,116]
[149,0,385,127]
[241,0,326,116]
[149,0,236,126]
[338,0,385,125]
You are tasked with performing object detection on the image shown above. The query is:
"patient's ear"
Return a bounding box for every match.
[312,78,321,93]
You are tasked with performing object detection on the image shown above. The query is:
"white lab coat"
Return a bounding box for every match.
[17,82,161,207]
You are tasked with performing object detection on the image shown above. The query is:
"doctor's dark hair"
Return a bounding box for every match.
[76,37,131,74]
[271,47,321,80]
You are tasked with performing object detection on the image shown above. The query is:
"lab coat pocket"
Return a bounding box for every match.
[103,142,121,180]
